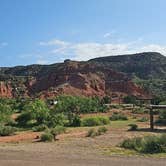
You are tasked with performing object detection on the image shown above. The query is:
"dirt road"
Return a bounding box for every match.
[0,137,165,166]
[0,148,165,166]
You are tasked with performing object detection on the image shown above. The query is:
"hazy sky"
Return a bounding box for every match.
[0,0,166,66]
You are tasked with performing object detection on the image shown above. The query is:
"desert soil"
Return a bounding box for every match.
[0,126,165,166]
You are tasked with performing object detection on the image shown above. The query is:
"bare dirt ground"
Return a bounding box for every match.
[0,125,165,166]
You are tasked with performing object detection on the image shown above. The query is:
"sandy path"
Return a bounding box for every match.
[0,134,165,166]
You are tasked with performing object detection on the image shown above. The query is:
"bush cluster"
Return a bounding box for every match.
[81,116,110,127]
[0,125,17,136]
[137,117,148,122]
[110,112,128,121]
[121,134,166,154]
[86,126,108,137]
[32,124,48,132]
[128,124,138,131]
[40,126,66,142]
[156,110,166,125]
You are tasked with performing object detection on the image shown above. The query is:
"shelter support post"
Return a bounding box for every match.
[150,108,154,131]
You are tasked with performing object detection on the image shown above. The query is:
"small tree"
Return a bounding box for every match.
[16,99,50,126]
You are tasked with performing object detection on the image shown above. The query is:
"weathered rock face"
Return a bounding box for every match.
[0,60,150,100]
[27,61,149,99]
[0,81,13,98]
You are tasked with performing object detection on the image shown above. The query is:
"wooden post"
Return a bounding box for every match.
[150,108,154,131]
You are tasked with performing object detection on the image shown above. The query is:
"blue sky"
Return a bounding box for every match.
[0,0,166,66]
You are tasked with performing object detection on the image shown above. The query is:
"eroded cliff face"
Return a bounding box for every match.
[0,81,13,98]
[0,60,150,100]
[27,61,149,99]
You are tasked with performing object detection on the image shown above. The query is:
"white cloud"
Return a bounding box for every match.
[36,59,49,64]
[0,42,8,48]
[140,44,166,55]
[39,39,69,47]
[103,33,112,38]
[38,38,166,61]
[103,30,117,38]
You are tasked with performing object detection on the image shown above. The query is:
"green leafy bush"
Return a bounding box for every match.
[50,126,66,140]
[132,108,146,114]
[137,117,148,122]
[121,137,142,151]
[121,134,166,154]
[123,96,137,104]
[128,124,138,131]
[16,99,50,127]
[47,113,67,128]
[69,115,81,127]
[86,126,108,137]
[86,128,97,137]
[156,110,166,125]
[32,124,48,132]
[81,116,110,127]
[0,103,12,125]
[0,125,17,136]
[40,132,53,142]
[97,126,108,134]
[110,113,128,121]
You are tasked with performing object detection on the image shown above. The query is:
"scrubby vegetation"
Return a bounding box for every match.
[137,117,148,122]
[86,126,108,137]
[40,126,66,142]
[110,112,128,121]
[0,96,110,141]
[0,125,17,136]
[81,116,110,127]
[41,132,54,142]
[121,134,166,154]
[128,124,138,131]
[156,110,166,125]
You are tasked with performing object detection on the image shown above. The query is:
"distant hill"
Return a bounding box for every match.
[0,59,150,100]
[89,52,166,79]
[90,52,166,99]
[0,52,165,100]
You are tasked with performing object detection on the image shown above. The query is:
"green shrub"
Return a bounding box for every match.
[47,113,67,128]
[120,134,166,154]
[40,132,53,142]
[110,113,128,121]
[141,136,162,153]
[32,124,48,132]
[128,124,138,131]
[0,103,12,125]
[86,128,97,137]
[16,99,50,127]
[54,95,108,115]
[132,108,146,114]
[123,95,137,104]
[0,126,17,136]
[81,116,110,127]
[69,115,81,127]
[121,137,142,151]
[86,126,108,137]
[50,126,66,140]
[137,117,148,122]
[101,96,111,104]
[156,110,166,125]
[97,126,108,134]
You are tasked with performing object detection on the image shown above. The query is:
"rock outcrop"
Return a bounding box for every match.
[0,57,151,100]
